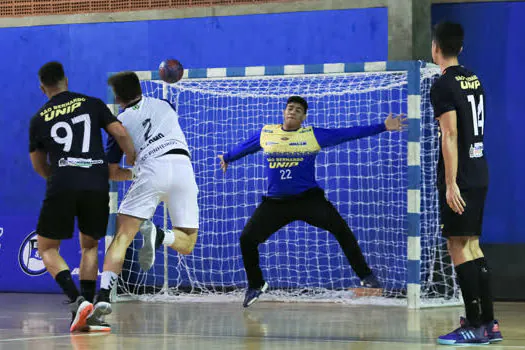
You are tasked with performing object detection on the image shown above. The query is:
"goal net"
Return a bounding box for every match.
[107,62,460,308]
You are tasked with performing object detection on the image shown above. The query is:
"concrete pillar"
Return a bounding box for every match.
[388,0,431,61]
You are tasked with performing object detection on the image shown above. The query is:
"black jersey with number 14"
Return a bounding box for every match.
[29,91,119,197]
[430,65,489,190]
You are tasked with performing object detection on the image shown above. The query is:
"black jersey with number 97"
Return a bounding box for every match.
[29,91,119,197]
[430,65,489,190]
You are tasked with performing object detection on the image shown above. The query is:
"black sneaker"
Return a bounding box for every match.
[243,282,269,308]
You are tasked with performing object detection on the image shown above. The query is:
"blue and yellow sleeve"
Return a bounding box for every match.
[222,130,262,163]
[313,123,387,148]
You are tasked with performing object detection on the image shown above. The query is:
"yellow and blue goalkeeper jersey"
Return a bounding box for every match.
[223,123,386,197]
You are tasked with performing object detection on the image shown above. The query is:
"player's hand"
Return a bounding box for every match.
[218,154,228,173]
[384,113,407,131]
[126,152,136,166]
[446,183,466,215]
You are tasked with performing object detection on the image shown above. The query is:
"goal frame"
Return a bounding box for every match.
[105,61,441,309]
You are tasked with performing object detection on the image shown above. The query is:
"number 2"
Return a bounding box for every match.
[280,169,292,180]
[467,94,484,136]
[142,118,152,141]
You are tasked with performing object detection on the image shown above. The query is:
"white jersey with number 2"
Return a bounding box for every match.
[118,96,190,164]
[117,96,199,228]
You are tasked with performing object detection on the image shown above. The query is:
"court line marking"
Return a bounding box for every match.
[0,332,523,348]
[0,333,106,343]
[149,334,525,348]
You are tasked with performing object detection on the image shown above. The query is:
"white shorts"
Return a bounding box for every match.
[118,154,199,228]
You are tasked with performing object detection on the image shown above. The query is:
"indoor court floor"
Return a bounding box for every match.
[0,293,523,349]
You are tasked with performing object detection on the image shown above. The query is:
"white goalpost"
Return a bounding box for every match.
[106,61,461,308]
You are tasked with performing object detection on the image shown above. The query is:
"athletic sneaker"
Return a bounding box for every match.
[360,273,381,288]
[92,289,113,317]
[139,220,160,271]
[458,316,502,343]
[437,322,489,345]
[69,296,93,332]
[243,282,269,308]
[484,319,503,343]
[86,305,111,332]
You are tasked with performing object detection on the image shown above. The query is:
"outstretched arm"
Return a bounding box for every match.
[218,131,262,172]
[314,113,406,148]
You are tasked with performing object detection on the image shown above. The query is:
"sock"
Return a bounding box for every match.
[100,271,118,291]
[80,280,97,303]
[55,270,80,303]
[475,257,495,323]
[455,260,482,327]
[97,287,111,303]
[154,225,166,249]
[162,229,175,246]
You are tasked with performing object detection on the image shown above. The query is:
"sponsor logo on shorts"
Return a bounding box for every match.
[19,231,47,276]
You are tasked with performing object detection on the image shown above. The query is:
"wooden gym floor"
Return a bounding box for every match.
[0,293,523,349]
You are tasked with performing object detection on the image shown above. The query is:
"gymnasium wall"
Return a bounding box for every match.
[0,0,523,299]
[0,8,388,292]
[432,1,525,299]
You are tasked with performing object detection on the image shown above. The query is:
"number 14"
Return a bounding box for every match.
[467,94,484,136]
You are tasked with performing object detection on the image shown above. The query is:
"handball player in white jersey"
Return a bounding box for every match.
[93,72,199,324]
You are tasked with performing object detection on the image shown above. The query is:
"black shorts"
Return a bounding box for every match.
[439,187,487,238]
[37,191,109,240]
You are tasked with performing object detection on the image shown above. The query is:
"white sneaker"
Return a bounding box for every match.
[139,220,157,271]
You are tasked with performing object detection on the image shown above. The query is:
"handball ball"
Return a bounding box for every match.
[159,59,184,84]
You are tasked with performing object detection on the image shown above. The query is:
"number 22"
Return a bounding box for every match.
[280,169,292,180]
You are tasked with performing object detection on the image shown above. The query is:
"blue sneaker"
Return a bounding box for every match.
[437,322,489,346]
[243,282,269,308]
[485,319,503,343]
[458,316,502,343]
[360,274,381,288]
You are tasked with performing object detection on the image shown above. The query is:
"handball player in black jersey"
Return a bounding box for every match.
[29,61,135,332]
[430,22,501,345]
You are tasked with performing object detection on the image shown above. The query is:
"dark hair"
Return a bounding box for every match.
[432,21,464,57]
[38,61,66,87]
[287,96,308,112]
[107,71,142,104]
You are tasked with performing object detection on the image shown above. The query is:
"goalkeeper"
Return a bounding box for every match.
[218,96,406,307]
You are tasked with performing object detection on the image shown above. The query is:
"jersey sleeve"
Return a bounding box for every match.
[313,123,386,148]
[95,98,119,129]
[29,117,44,152]
[430,80,456,118]
[222,130,262,163]
[105,134,123,164]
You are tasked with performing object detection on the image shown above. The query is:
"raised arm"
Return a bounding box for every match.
[314,113,406,148]
[218,130,262,172]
